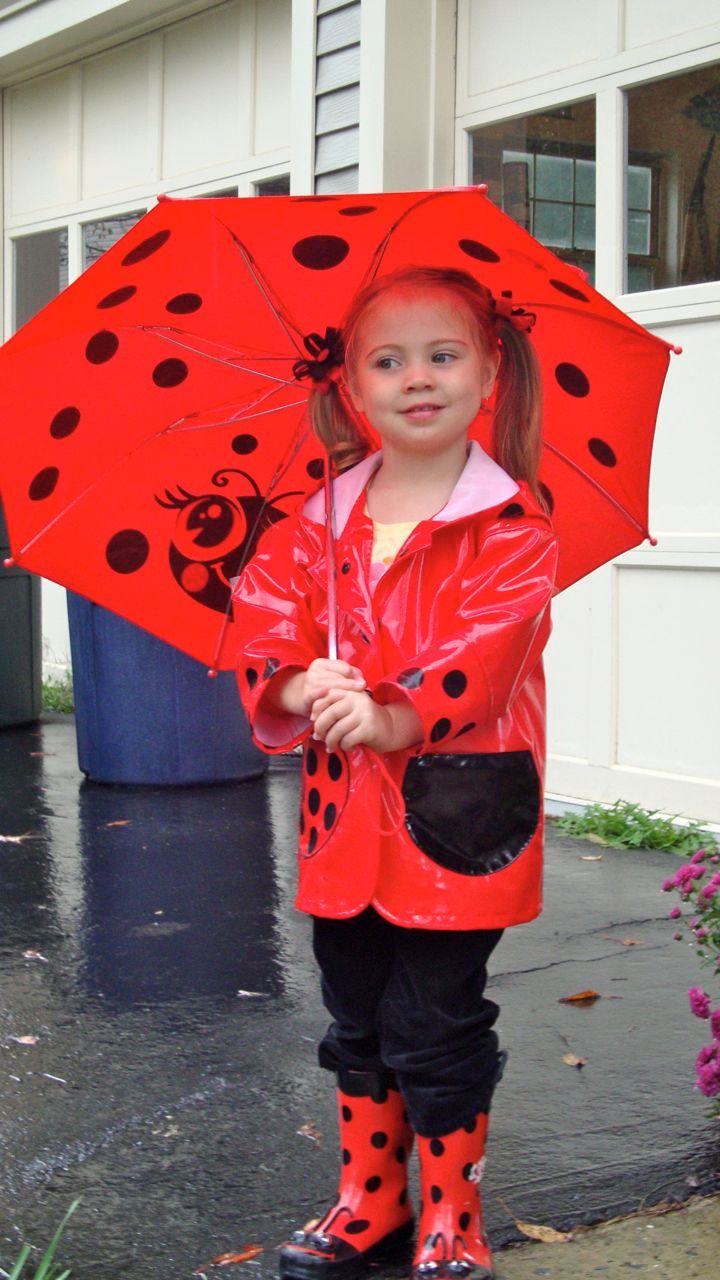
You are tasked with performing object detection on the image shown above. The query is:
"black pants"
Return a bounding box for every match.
[312,907,504,1137]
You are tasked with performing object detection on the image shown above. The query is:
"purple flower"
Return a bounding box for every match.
[672,931,683,941]
[695,926,709,939]
[691,849,707,864]
[688,987,712,1019]
[668,906,682,919]
[695,1044,720,1097]
[711,1010,720,1041]
[662,878,675,892]
[700,884,718,901]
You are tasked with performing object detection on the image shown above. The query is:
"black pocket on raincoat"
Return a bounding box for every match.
[401,751,541,876]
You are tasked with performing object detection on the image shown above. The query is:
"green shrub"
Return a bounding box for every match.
[552,799,717,858]
[41,674,74,715]
[7,1199,78,1280]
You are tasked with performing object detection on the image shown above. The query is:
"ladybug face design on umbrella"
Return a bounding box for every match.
[155,467,301,615]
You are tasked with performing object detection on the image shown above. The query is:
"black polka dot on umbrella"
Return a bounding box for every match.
[442,671,467,699]
[430,1138,445,1156]
[399,1189,408,1206]
[462,1162,474,1181]
[292,235,350,270]
[397,668,424,689]
[98,285,137,309]
[342,1105,353,1122]
[345,1220,370,1235]
[555,362,590,397]
[549,278,590,302]
[306,458,324,480]
[308,788,320,816]
[371,1131,388,1149]
[105,528,150,574]
[455,723,476,738]
[342,1148,352,1165]
[306,747,318,775]
[499,503,524,519]
[459,239,500,264]
[246,667,258,689]
[338,205,377,216]
[308,827,318,853]
[152,358,188,388]
[323,802,337,831]
[430,718,451,743]
[396,1145,407,1163]
[299,811,305,836]
[29,467,59,500]
[50,407,80,439]
[539,482,555,514]
[430,1185,443,1204]
[232,434,258,455]
[86,330,119,364]
[121,229,171,266]
[588,438,617,467]
[463,1117,477,1134]
[328,753,343,782]
[166,292,202,314]
[459,1212,472,1232]
[365,1176,382,1192]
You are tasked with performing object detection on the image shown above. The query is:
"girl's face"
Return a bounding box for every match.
[347,290,498,461]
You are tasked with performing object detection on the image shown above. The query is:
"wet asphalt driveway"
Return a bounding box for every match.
[1,716,718,1279]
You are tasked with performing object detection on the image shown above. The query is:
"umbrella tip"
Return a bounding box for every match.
[157,192,170,202]
[669,343,683,355]
[3,556,14,568]
[648,535,658,547]
[476,184,489,195]
[207,667,219,679]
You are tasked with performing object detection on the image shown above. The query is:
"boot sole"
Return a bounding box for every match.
[278,1218,415,1280]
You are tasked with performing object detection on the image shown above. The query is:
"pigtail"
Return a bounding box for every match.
[492,320,544,504]
[308,380,372,473]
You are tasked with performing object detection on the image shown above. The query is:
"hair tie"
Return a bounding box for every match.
[293,326,344,388]
[492,296,536,333]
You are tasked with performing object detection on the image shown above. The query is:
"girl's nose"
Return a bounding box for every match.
[404,363,434,390]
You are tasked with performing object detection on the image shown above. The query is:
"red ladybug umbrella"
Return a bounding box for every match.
[0,189,675,669]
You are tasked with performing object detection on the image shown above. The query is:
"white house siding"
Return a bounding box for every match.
[315,0,360,193]
[456,0,720,820]
[1,0,292,676]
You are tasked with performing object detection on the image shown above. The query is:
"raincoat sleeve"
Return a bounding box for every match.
[373,516,559,748]
[231,515,324,752]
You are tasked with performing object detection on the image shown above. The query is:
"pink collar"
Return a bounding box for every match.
[302,442,519,536]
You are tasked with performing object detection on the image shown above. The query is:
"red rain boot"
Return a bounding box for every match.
[413,1115,493,1280]
[279,1071,415,1279]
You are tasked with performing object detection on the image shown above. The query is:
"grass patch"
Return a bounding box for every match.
[551,799,717,857]
[41,674,74,715]
[8,1199,78,1279]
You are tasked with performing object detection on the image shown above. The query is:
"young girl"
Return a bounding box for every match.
[232,266,558,1280]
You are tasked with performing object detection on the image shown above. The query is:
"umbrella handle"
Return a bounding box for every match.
[324,459,338,661]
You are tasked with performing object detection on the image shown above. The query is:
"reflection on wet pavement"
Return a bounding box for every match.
[1,718,718,1279]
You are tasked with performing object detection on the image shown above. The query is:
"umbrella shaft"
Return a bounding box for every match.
[324,462,338,661]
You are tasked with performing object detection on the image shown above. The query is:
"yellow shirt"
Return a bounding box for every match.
[365,506,419,592]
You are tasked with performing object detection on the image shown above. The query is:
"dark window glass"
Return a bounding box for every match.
[471,100,597,282]
[626,65,720,291]
[82,211,144,269]
[255,175,291,196]
[13,228,69,330]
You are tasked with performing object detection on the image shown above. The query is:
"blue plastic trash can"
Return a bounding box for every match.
[67,592,266,785]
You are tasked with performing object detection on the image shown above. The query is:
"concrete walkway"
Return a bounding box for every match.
[0,716,718,1279]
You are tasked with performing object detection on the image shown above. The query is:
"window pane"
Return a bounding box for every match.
[626,64,720,290]
[534,201,573,247]
[13,228,69,330]
[82,211,144,269]
[627,210,651,256]
[471,99,596,273]
[255,175,290,196]
[535,154,573,201]
[574,204,595,250]
[627,165,651,211]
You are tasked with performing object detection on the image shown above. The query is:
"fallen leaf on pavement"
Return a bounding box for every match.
[10,1035,39,1045]
[23,950,49,962]
[104,820,131,827]
[236,989,268,998]
[580,854,603,861]
[559,990,602,1006]
[516,1220,573,1243]
[297,1122,322,1143]
[0,832,34,844]
[585,833,607,845]
[562,1053,586,1068]
[193,1246,263,1272]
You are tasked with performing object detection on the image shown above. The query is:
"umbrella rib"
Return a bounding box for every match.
[167,396,308,435]
[219,223,307,358]
[138,326,297,387]
[543,441,650,537]
[359,189,480,288]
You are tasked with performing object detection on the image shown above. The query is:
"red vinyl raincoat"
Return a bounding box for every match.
[232,443,559,930]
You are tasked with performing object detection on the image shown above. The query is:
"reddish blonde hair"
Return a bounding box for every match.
[308,266,544,500]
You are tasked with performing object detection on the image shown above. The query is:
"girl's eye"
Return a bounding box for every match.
[375,356,399,370]
[432,351,456,364]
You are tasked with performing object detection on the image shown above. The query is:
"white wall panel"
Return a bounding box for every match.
[645,321,720,537]
[253,0,292,154]
[465,0,618,98]
[81,42,156,197]
[7,68,78,216]
[545,575,594,763]
[616,565,720,781]
[624,0,720,50]
[162,6,244,180]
